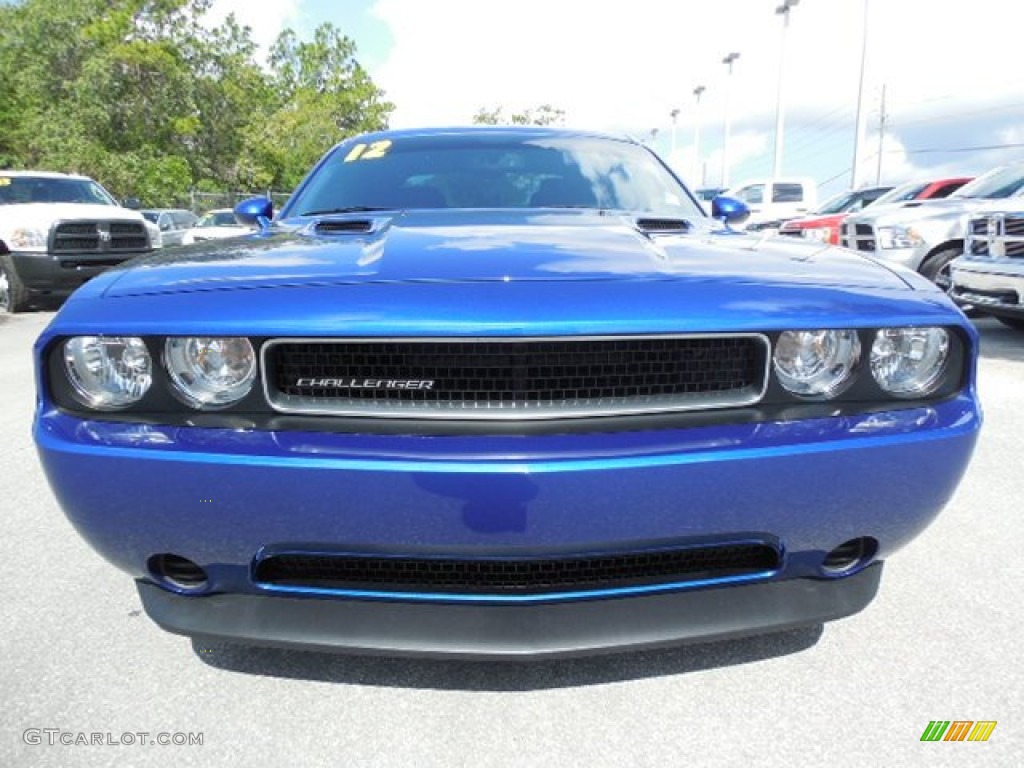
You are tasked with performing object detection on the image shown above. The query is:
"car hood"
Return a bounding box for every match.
[1,202,143,228]
[100,210,910,298]
[847,196,997,226]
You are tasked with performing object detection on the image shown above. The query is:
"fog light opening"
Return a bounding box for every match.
[148,554,209,592]
[822,537,878,575]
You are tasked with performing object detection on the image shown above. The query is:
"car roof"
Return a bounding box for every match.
[344,125,638,146]
[0,170,91,180]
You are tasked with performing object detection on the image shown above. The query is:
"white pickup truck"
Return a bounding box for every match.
[839,163,1024,288]
[0,170,156,313]
[950,209,1024,329]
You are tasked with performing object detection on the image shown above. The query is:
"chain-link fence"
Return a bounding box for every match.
[185,190,291,214]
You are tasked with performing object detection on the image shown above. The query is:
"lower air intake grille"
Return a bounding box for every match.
[254,544,780,595]
[264,335,769,420]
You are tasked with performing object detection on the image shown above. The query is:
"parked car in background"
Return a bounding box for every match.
[871,177,972,207]
[781,177,972,245]
[0,170,154,313]
[778,186,892,244]
[723,177,818,230]
[950,209,1024,329]
[141,209,198,247]
[693,186,727,215]
[34,126,980,657]
[840,164,1024,288]
[182,208,252,244]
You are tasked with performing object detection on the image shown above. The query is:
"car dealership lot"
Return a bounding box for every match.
[1,311,1019,767]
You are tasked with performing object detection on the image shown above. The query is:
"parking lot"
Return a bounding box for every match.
[1,310,1019,767]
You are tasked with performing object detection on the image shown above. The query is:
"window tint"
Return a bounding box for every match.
[0,176,117,206]
[283,134,704,218]
[736,184,764,204]
[772,183,804,203]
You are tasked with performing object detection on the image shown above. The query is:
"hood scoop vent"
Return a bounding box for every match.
[635,217,691,234]
[314,218,375,235]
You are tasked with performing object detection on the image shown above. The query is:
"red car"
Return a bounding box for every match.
[779,178,972,245]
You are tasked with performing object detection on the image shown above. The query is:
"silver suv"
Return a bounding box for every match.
[839,164,1024,288]
[950,211,1024,330]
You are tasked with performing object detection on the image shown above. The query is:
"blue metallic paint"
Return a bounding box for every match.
[33,127,982,652]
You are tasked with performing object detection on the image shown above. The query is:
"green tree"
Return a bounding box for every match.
[0,2,392,203]
[249,23,394,189]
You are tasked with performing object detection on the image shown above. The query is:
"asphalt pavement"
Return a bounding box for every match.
[1,310,1019,767]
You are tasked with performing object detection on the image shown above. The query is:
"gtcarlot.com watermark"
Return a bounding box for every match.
[24,729,203,747]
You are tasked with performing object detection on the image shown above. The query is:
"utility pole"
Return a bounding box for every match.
[875,84,887,185]
[851,0,870,187]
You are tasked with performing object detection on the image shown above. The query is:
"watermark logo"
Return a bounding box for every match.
[920,721,997,742]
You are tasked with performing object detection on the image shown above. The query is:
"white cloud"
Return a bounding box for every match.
[206,0,300,53]
[368,0,1024,192]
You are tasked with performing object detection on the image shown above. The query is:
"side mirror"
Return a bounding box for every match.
[122,197,141,210]
[711,195,750,226]
[234,197,273,230]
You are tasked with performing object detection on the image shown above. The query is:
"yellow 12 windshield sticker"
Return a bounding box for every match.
[344,140,393,162]
[0,178,10,186]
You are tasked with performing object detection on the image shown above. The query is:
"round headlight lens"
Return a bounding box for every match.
[773,329,861,398]
[871,327,949,396]
[63,336,152,409]
[164,337,257,409]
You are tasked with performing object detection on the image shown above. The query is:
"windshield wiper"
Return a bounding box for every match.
[299,206,394,216]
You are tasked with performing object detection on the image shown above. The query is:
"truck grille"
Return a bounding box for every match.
[253,543,781,596]
[51,220,149,254]
[840,222,876,252]
[967,212,1024,258]
[262,335,770,420]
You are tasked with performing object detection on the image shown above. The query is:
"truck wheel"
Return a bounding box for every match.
[0,255,31,313]
[919,246,961,291]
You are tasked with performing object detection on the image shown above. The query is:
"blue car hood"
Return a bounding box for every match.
[100,210,910,298]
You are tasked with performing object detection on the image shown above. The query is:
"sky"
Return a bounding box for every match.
[208,0,1024,198]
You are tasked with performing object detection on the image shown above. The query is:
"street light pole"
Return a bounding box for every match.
[670,108,680,156]
[692,85,706,185]
[721,52,740,188]
[772,0,800,178]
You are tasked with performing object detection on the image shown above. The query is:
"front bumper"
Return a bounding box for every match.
[950,260,1024,317]
[36,392,979,653]
[139,564,882,658]
[11,250,146,296]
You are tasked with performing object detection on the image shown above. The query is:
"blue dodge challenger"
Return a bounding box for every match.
[34,127,981,657]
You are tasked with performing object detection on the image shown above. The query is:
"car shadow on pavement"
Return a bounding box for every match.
[974,317,1024,363]
[190,625,824,690]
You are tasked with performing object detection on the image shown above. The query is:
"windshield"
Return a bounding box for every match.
[283,133,705,219]
[198,210,238,227]
[953,166,1024,199]
[816,191,858,215]
[872,182,928,206]
[0,175,118,206]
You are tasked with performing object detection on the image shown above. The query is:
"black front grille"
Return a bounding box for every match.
[254,543,780,595]
[265,336,768,419]
[52,220,149,253]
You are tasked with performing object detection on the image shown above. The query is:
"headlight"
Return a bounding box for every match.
[63,337,152,409]
[144,220,163,248]
[870,327,949,396]
[164,337,257,409]
[10,226,49,250]
[773,329,861,398]
[876,225,923,249]
[801,227,833,243]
